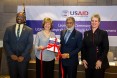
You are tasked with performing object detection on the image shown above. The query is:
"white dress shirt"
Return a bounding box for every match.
[15,23,24,37]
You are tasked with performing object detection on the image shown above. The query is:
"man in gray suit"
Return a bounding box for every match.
[3,12,33,78]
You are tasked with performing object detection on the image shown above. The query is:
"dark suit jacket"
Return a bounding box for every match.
[3,24,33,61]
[60,29,82,66]
[81,28,109,69]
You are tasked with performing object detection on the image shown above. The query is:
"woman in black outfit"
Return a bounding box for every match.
[81,14,109,78]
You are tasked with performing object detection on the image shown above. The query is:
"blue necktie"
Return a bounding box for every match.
[64,30,70,43]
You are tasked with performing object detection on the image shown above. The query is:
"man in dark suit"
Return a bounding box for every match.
[3,12,33,78]
[59,17,82,78]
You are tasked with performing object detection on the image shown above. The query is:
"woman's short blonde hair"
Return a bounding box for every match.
[42,17,53,30]
[91,14,101,22]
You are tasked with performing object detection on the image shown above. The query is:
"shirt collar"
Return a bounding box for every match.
[66,26,74,32]
[16,23,24,26]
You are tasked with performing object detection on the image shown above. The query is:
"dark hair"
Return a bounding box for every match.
[16,12,26,23]
[16,12,26,18]
[66,17,75,24]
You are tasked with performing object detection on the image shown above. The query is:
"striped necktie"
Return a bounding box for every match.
[17,24,20,39]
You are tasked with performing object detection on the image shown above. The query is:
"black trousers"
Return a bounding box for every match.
[8,60,29,78]
[36,58,55,78]
[59,64,78,78]
[85,68,105,78]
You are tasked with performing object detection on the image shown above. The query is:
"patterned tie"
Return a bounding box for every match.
[17,24,20,39]
[64,30,70,43]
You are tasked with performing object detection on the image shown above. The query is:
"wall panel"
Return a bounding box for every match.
[4,0,17,13]
[0,0,4,13]
[64,0,78,5]
[112,0,117,5]
[31,0,45,5]
[2,13,16,24]
[78,2,96,5]
[50,0,64,5]
[78,0,97,3]
[97,0,107,5]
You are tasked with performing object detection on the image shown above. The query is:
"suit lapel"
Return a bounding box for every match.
[18,25,26,40]
[62,30,67,44]
[12,25,17,39]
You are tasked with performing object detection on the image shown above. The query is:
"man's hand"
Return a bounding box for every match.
[18,56,24,62]
[11,55,18,61]
[61,53,69,59]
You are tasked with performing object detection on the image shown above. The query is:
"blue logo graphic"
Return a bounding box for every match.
[62,10,69,17]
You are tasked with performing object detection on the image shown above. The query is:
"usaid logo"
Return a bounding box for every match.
[62,10,69,17]
[62,10,89,17]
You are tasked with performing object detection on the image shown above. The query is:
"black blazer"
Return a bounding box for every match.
[60,29,82,66]
[81,28,109,69]
[3,24,33,61]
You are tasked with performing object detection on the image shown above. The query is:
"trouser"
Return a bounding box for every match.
[8,60,29,78]
[59,63,77,78]
[85,68,105,78]
[36,58,55,78]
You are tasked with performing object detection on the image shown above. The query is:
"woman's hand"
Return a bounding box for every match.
[37,46,45,50]
[95,60,102,69]
[82,60,88,69]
